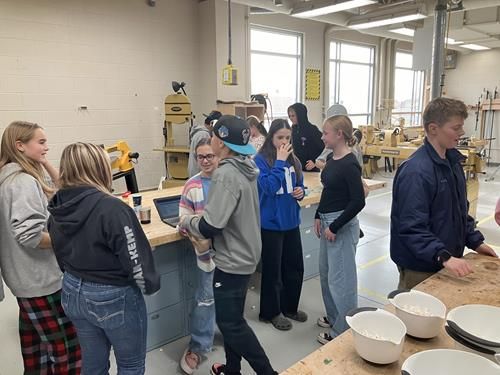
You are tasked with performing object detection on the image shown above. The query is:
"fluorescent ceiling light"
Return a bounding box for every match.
[389,27,415,37]
[446,37,463,45]
[293,0,376,18]
[350,13,427,29]
[462,44,490,50]
[389,28,463,44]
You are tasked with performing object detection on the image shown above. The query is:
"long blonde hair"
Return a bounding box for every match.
[59,143,112,193]
[0,121,54,196]
[323,115,356,147]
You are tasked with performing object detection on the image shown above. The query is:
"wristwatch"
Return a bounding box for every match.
[436,250,452,266]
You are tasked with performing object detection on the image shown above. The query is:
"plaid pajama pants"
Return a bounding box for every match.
[17,290,81,375]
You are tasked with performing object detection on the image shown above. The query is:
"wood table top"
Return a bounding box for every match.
[137,172,386,248]
[282,253,500,375]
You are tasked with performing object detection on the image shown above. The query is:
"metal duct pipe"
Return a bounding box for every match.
[430,0,447,99]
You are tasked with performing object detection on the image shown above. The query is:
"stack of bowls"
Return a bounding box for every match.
[401,349,500,374]
[388,289,446,339]
[345,307,406,364]
[445,304,500,364]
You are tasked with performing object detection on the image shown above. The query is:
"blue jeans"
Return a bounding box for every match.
[188,267,215,355]
[61,272,147,375]
[319,211,359,338]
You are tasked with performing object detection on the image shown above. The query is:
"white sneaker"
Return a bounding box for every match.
[317,316,331,328]
[317,332,333,345]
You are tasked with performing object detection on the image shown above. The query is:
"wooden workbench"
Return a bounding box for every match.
[282,253,500,375]
[138,173,386,248]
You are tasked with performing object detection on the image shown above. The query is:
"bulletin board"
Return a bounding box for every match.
[305,68,321,101]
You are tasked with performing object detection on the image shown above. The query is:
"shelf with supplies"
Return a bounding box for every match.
[216,100,265,121]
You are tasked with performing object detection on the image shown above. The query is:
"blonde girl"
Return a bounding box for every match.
[47,143,160,374]
[313,115,366,344]
[0,121,81,374]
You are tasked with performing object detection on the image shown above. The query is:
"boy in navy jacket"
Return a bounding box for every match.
[391,97,497,289]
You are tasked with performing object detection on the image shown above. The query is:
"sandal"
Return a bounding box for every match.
[284,310,308,322]
[180,348,200,374]
[259,314,292,331]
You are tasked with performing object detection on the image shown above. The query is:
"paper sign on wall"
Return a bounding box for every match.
[305,68,321,101]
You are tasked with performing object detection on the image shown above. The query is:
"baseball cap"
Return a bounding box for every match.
[203,110,222,125]
[212,115,256,155]
[326,104,348,118]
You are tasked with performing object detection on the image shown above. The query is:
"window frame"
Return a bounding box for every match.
[392,50,426,127]
[250,24,304,118]
[328,39,376,125]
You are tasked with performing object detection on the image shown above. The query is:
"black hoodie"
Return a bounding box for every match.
[289,103,325,171]
[47,186,160,295]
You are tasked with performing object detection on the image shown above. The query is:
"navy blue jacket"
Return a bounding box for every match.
[390,139,484,273]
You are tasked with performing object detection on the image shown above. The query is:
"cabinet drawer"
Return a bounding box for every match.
[300,226,319,252]
[144,271,182,312]
[300,204,318,228]
[146,302,185,351]
[153,241,185,275]
[303,248,320,280]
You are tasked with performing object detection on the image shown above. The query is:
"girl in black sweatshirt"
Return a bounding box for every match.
[313,116,365,345]
[288,103,324,172]
[48,143,160,374]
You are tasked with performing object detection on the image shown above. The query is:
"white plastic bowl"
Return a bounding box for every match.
[388,289,446,339]
[447,304,500,348]
[445,324,500,365]
[401,349,500,375]
[345,307,406,364]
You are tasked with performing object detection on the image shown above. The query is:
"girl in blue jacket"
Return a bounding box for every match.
[255,119,307,331]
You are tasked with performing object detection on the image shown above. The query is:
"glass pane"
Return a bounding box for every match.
[396,51,413,69]
[394,68,415,112]
[251,28,300,55]
[251,53,300,118]
[337,62,372,114]
[349,115,370,126]
[340,43,373,64]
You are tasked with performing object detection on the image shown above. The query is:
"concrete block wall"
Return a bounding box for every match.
[0,0,201,191]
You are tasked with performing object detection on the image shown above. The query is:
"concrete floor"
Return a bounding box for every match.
[0,168,499,375]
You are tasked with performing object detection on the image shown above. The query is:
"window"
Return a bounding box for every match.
[250,26,302,119]
[329,41,375,126]
[393,51,425,127]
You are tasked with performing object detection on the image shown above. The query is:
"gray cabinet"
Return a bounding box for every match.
[300,204,320,280]
[146,242,190,351]
[145,203,320,351]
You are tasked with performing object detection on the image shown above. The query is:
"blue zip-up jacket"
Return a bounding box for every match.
[390,139,484,273]
[255,154,304,231]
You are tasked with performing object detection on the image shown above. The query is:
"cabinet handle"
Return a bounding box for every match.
[151,314,160,320]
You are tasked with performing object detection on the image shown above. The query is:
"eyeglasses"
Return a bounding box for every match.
[196,154,215,161]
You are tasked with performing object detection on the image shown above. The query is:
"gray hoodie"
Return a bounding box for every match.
[183,155,261,275]
[0,163,62,298]
[188,124,211,177]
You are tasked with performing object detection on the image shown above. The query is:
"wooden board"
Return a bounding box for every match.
[282,253,500,375]
[138,172,386,247]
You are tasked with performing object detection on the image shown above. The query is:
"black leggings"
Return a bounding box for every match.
[259,227,304,320]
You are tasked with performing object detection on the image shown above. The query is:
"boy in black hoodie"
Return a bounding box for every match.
[48,143,160,374]
[288,103,324,172]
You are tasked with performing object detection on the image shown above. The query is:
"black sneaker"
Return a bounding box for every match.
[210,363,242,375]
[317,332,334,345]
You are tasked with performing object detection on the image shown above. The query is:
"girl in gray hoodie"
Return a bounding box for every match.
[0,121,81,374]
